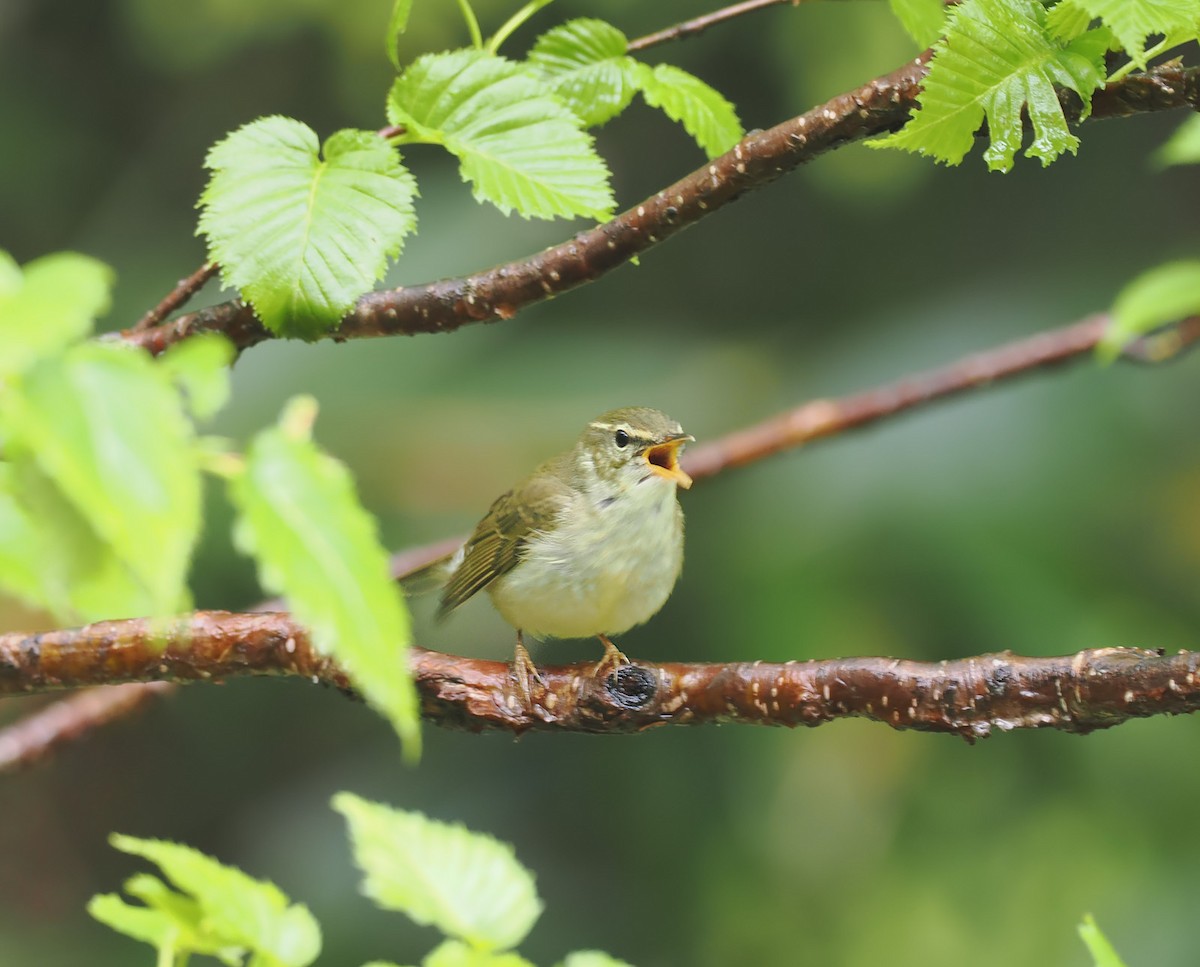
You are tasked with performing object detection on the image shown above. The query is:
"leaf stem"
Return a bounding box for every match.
[455,0,483,49]
[1106,36,1175,84]
[486,0,558,54]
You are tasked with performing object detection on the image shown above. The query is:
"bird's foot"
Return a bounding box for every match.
[592,634,631,683]
[509,636,546,710]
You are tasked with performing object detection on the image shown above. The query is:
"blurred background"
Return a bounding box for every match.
[3,0,1200,964]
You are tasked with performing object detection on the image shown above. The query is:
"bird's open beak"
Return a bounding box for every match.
[644,435,694,489]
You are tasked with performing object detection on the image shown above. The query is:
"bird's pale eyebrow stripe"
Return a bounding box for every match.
[589,421,621,431]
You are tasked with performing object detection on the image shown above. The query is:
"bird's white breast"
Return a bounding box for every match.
[487,476,684,639]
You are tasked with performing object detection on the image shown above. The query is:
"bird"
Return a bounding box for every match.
[411,406,692,697]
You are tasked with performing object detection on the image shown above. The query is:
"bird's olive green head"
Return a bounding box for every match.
[576,407,693,490]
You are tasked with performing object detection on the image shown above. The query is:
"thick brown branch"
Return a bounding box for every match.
[113,61,1200,358]
[1,612,1196,740]
[6,310,1199,767]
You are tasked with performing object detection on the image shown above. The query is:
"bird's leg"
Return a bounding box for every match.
[592,634,631,682]
[510,630,545,708]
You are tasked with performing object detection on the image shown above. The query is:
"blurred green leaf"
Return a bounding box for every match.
[887,0,947,47]
[1055,0,1200,67]
[1098,259,1200,361]
[424,940,536,967]
[1155,114,1200,166]
[0,250,112,378]
[386,0,414,69]
[558,952,635,967]
[1078,914,1130,967]
[870,0,1107,171]
[387,49,614,220]
[527,19,638,127]
[230,397,420,754]
[199,117,418,338]
[101,833,321,967]
[158,332,235,420]
[334,793,543,952]
[634,62,743,159]
[0,343,201,621]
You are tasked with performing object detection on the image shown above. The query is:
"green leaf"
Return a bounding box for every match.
[527,19,639,127]
[1097,260,1200,361]
[199,117,418,338]
[1078,914,1129,967]
[424,940,535,967]
[1064,0,1200,67]
[387,49,614,220]
[89,894,186,954]
[334,793,543,952]
[158,333,235,420]
[634,62,743,159]
[0,466,45,607]
[887,0,947,47]
[558,953,636,967]
[1155,113,1200,166]
[386,0,414,69]
[1046,0,1099,41]
[869,0,1108,171]
[0,251,113,378]
[230,397,419,754]
[106,834,321,967]
[0,343,201,620]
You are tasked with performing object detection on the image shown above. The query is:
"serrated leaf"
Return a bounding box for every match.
[0,251,112,378]
[230,397,419,754]
[388,49,614,220]
[888,0,947,47]
[558,953,635,967]
[386,0,414,69]
[199,117,418,338]
[1046,0,1098,41]
[334,794,543,952]
[634,62,743,159]
[109,834,321,967]
[1155,112,1200,166]
[1097,260,1200,361]
[1078,914,1129,967]
[424,940,535,967]
[869,0,1107,171]
[158,333,234,420]
[0,343,200,620]
[1066,0,1200,67]
[527,19,638,127]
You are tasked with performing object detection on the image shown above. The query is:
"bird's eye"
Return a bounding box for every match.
[614,429,630,448]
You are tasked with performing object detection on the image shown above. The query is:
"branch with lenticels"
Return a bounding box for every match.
[3,311,1198,767]
[113,57,1200,358]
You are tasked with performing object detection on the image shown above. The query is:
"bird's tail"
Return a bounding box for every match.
[392,537,463,596]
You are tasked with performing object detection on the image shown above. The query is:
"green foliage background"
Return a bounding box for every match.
[2,1,1199,965]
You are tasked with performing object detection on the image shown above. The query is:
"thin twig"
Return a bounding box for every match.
[131,262,219,333]
[0,683,175,772]
[627,0,797,52]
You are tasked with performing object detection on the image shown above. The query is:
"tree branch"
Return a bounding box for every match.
[626,0,798,52]
[4,310,1200,765]
[1,612,1196,740]
[112,60,1200,358]
[131,261,219,333]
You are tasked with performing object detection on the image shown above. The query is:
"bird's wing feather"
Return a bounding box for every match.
[438,456,573,617]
